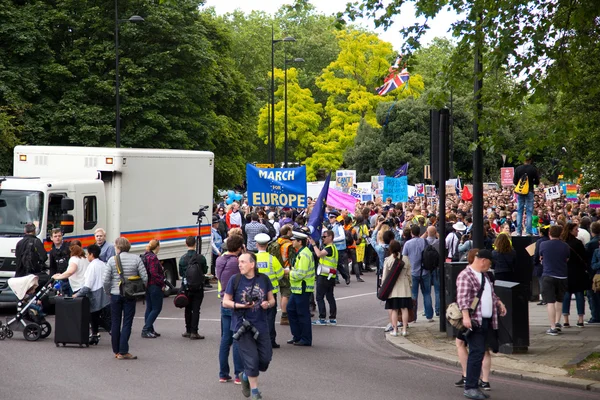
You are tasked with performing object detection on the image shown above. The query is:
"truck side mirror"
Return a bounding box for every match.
[61,214,74,234]
[61,198,74,211]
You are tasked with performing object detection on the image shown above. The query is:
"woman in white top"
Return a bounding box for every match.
[52,239,89,294]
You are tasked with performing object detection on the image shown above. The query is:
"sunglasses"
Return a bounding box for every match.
[321,235,328,239]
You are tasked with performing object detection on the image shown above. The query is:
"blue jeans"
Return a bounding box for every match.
[287,291,312,345]
[219,305,243,379]
[587,290,600,321]
[110,295,137,355]
[432,269,440,316]
[516,191,534,235]
[412,274,433,320]
[562,292,585,316]
[143,285,164,333]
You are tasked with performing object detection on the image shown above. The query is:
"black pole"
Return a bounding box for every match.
[449,88,454,178]
[438,108,449,333]
[115,0,120,148]
[270,26,276,165]
[284,56,288,168]
[472,15,484,249]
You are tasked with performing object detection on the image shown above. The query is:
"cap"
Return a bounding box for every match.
[255,233,271,245]
[212,215,219,224]
[291,230,308,240]
[328,210,339,218]
[476,249,494,262]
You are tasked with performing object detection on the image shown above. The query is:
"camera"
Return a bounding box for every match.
[232,319,259,341]
[243,293,260,304]
[192,205,209,217]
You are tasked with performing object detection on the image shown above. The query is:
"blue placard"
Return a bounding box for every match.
[383,176,408,203]
[246,164,307,208]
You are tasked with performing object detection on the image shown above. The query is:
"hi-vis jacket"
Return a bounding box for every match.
[290,246,315,294]
[318,244,338,277]
[256,251,284,294]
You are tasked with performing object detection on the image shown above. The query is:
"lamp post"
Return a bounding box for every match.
[284,57,305,168]
[115,0,144,148]
[271,27,296,164]
[256,86,270,163]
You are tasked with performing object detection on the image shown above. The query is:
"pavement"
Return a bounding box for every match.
[385,298,600,392]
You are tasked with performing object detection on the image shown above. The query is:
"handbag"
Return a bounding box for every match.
[173,288,190,308]
[377,258,404,300]
[115,254,146,299]
[407,298,417,323]
[514,173,529,195]
[446,272,486,331]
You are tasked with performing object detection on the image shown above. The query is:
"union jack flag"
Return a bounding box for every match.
[376,56,410,96]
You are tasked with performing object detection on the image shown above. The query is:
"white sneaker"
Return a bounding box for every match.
[384,323,393,332]
[390,331,399,337]
[427,318,435,323]
[401,331,408,337]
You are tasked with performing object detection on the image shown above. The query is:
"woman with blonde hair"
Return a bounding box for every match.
[382,240,412,337]
[141,239,165,338]
[492,233,516,282]
[52,239,89,295]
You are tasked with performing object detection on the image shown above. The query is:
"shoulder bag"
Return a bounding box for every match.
[115,254,146,299]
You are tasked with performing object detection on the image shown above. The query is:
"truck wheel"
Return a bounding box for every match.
[163,259,177,297]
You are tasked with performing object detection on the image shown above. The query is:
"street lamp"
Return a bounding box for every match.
[284,57,305,168]
[271,27,296,164]
[256,86,270,163]
[115,0,144,148]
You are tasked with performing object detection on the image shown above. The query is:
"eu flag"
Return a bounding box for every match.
[308,172,331,243]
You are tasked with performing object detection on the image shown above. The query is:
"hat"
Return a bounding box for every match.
[212,215,219,224]
[255,233,271,245]
[328,210,340,218]
[291,230,308,240]
[476,249,494,262]
[452,221,467,232]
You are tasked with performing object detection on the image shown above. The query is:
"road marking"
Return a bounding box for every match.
[336,292,376,301]
[136,316,384,329]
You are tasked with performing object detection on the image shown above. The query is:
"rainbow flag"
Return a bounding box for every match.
[590,192,600,209]
[566,184,578,202]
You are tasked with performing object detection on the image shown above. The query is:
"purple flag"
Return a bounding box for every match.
[327,188,357,214]
[393,162,409,178]
[307,172,331,243]
[379,167,385,176]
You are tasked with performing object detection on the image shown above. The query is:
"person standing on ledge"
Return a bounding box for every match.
[513,155,540,236]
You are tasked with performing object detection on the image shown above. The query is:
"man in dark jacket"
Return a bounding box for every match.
[15,223,47,278]
[513,155,540,236]
[48,228,70,276]
[179,236,207,340]
[585,222,600,323]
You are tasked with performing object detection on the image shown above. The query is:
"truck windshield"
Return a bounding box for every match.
[0,190,44,236]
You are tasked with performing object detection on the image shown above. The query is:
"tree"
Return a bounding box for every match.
[306,29,424,180]
[256,67,322,162]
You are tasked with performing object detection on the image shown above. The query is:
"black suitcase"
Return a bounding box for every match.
[54,296,90,347]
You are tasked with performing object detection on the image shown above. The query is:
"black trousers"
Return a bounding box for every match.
[185,290,204,334]
[316,276,336,319]
[337,250,349,281]
[348,248,360,279]
[266,295,278,345]
[90,310,101,335]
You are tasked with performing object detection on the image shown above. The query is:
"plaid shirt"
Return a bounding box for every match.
[245,221,269,251]
[456,266,499,329]
[142,251,165,288]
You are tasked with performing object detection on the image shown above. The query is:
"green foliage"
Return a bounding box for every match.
[0,0,255,188]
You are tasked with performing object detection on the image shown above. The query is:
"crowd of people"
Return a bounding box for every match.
[10,157,600,400]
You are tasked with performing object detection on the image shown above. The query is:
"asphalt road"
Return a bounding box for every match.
[0,273,596,400]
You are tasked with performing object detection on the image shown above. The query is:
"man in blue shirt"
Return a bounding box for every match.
[403,225,433,322]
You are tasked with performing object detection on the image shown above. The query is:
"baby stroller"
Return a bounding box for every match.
[0,275,54,341]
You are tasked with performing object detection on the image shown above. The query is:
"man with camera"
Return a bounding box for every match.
[223,252,275,400]
[456,249,507,400]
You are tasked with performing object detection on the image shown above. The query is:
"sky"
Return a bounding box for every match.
[204,0,460,51]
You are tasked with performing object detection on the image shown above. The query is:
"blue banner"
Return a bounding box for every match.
[246,164,307,208]
[383,176,408,203]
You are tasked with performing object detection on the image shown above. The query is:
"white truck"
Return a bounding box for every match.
[0,146,214,301]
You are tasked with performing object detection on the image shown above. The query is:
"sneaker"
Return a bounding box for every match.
[546,328,559,336]
[576,322,584,328]
[141,331,157,339]
[427,318,435,323]
[455,376,466,387]
[329,319,337,326]
[241,374,251,398]
[151,330,161,337]
[312,319,328,325]
[190,333,205,340]
[390,331,399,337]
[345,278,351,285]
[251,393,263,400]
[234,377,242,385]
[479,380,491,391]
[397,322,403,328]
[401,331,408,337]
[563,322,571,328]
[384,323,393,332]
[463,389,487,400]
[555,323,562,332]
[219,376,232,383]
[182,332,191,338]
[356,278,365,282]
[537,301,547,306]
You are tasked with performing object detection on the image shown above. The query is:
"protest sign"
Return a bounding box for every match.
[371,175,385,197]
[246,164,307,208]
[350,187,373,203]
[328,187,357,214]
[425,185,436,198]
[335,170,356,194]
[590,192,600,209]
[544,186,560,200]
[415,183,425,197]
[500,167,514,187]
[383,176,408,203]
[566,184,578,202]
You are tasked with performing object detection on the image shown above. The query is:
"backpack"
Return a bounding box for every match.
[262,220,277,240]
[267,241,285,267]
[185,253,205,291]
[514,173,529,195]
[421,239,440,271]
[21,238,41,275]
[344,227,356,247]
[449,232,462,262]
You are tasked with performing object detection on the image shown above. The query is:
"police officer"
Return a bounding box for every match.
[309,229,338,326]
[48,228,72,295]
[286,230,315,347]
[255,233,284,349]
